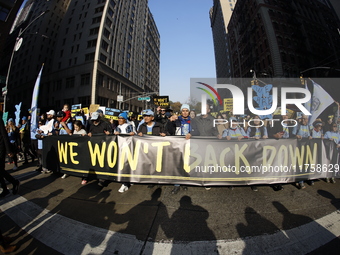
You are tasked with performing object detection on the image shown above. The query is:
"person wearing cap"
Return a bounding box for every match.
[45,110,56,133]
[309,120,324,139]
[87,111,112,137]
[54,111,73,135]
[115,112,136,193]
[137,109,166,136]
[114,112,135,136]
[86,111,112,186]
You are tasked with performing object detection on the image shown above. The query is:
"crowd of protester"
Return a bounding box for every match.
[1,103,339,200]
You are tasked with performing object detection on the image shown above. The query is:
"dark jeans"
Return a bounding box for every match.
[22,142,35,162]
[0,159,17,191]
[8,143,17,165]
[30,139,38,159]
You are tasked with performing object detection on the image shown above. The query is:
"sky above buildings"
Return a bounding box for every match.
[148,0,216,104]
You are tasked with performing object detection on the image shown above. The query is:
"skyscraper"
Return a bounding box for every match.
[2,0,160,113]
[210,0,237,79]
[227,0,340,79]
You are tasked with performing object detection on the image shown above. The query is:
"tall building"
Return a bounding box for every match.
[0,0,24,111]
[1,0,72,112]
[210,0,237,79]
[3,0,160,113]
[227,0,340,79]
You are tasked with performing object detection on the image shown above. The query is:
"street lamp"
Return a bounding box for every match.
[3,10,49,113]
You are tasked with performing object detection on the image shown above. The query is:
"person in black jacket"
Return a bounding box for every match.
[137,109,166,136]
[0,113,20,197]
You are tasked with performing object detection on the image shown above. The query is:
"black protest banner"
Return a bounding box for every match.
[42,136,339,186]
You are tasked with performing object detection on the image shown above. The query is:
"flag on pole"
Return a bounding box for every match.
[309,80,334,125]
[30,64,44,139]
[304,80,311,114]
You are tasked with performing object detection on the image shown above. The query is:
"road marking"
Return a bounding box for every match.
[1,196,340,254]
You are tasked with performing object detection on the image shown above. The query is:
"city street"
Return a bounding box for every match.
[1,161,340,254]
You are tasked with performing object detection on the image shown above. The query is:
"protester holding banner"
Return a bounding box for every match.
[292,115,316,188]
[155,106,169,135]
[324,115,335,134]
[324,123,340,183]
[189,110,196,119]
[55,111,73,135]
[137,109,166,136]
[192,104,218,137]
[166,114,178,136]
[268,114,293,139]
[88,112,112,137]
[175,104,196,138]
[172,104,194,194]
[221,117,247,140]
[73,120,87,135]
[246,116,268,139]
[115,112,136,193]
[86,111,112,186]
[295,115,312,139]
[215,114,229,136]
[309,120,324,139]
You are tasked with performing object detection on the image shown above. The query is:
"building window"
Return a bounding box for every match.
[100,53,107,63]
[78,96,91,106]
[110,0,116,8]
[97,96,109,107]
[97,73,104,87]
[106,17,112,27]
[107,78,112,90]
[85,53,95,61]
[87,39,97,48]
[81,73,91,86]
[92,16,101,24]
[103,28,110,38]
[64,98,74,106]
[108,8,114,17]
[89,27,99,35]
[95,6,104,13]
[66,77,75,88]
[0,7,10,21]
[101,40,109,51]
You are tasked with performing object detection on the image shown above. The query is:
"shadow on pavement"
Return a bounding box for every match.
[161,195,218,254]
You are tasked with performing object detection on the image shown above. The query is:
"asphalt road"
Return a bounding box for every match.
[1,161,340,254]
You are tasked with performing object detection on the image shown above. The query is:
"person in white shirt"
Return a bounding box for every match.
[115,112,135,193]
